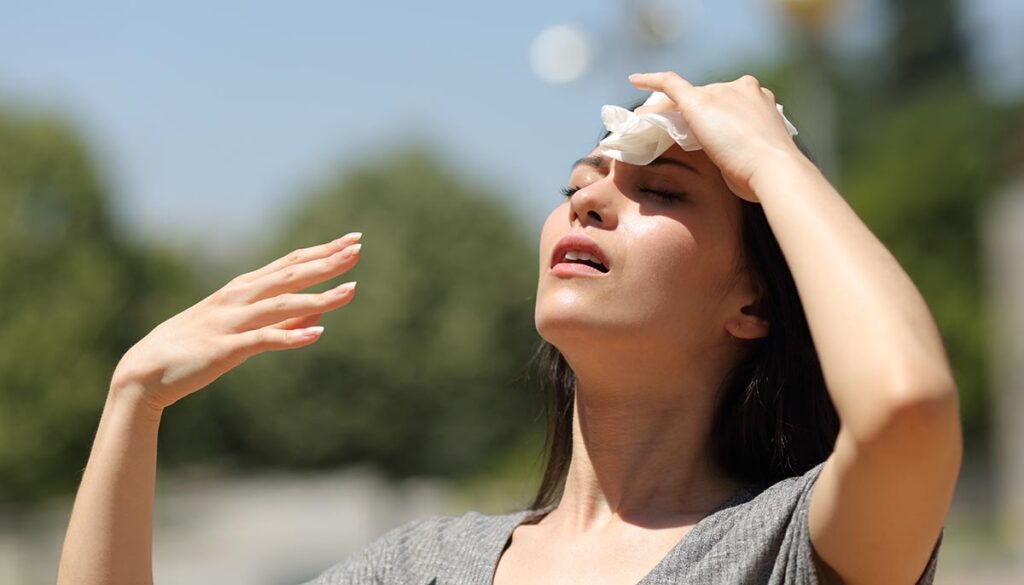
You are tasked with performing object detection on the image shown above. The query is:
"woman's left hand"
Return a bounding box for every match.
[629,71,808,203]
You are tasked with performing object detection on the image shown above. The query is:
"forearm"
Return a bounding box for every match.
[752,151,959,444]
[57,381,162,585]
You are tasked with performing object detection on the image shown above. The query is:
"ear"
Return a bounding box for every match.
[724,291,770,341]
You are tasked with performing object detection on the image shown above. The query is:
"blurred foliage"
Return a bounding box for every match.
[158,147,545,480]
[0,110,203,503]
[885,0,971,94]
[743,0,1024,452]
[837,87,1022,447]
[866,0,1024,449]
[0,112,543,503]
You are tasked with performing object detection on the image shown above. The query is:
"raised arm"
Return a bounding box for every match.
[628,72,961,585]
[58,381,163,585]
[57,233,363,585]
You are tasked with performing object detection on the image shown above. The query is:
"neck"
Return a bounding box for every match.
[547,339,747,532]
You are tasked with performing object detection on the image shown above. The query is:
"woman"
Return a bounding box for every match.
[57,72,962,585]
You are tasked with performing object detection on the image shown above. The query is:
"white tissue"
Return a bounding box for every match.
[596,91,799,166]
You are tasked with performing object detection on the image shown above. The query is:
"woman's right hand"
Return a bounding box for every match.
[110,231,363,412]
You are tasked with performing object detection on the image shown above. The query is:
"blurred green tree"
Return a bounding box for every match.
[838,85,1022,450]
[0,109,542,501]
[0,108,202,503]
[845,0,1023,450]
[171,146,544,479]
[743,0,1024,455]
[885,0,971,94]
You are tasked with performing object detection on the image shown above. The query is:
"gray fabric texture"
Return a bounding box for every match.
[304,460,943,584]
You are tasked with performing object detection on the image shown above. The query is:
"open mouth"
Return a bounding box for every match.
[550,234,612,276]
[558,250,609,273]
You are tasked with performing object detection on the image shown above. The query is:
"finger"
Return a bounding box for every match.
[634,95,678,116]
[245,242,362,302]
[273,312,324,331]
[238,232,362,284]
[227,324,327,358]
[628,72,698,109]
[228,282,357,332]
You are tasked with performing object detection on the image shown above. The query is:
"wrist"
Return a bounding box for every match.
[749,146,824,198]
[108,376,165,423]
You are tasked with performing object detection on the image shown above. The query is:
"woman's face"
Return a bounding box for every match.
[535,144,762,362]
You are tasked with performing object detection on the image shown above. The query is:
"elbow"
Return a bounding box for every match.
[885,367,961,428]
[865,371,963,467]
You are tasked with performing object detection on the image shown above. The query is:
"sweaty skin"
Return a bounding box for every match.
[494,73,959,585]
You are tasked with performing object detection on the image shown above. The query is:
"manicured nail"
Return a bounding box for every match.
[344,243,362,257]
[330,281,357,296]
[294,326,324,339]
[335,232,362,244]
[628,73,641,79]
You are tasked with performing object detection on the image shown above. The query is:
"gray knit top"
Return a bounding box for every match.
[303,461,942,584]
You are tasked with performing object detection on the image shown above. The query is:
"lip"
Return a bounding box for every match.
[549,233,611,276]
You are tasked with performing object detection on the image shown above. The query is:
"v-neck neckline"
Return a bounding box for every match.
[487,483,762,585]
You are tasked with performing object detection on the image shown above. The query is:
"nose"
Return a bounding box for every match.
[568,176,619,229]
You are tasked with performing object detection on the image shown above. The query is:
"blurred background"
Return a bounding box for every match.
[1,0,1022,583]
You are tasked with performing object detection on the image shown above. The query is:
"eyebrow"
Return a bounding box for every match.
[647,157,702,177]
[571,154,701,177]
[571,155,610,173]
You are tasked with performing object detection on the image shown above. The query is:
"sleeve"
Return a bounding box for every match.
[790,462,944,585]
[296,516,433,585]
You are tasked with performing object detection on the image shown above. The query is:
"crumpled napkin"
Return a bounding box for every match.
[596,91,799,165]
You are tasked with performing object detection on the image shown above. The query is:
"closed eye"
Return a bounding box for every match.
[638,187,686,202]
[562,185,686,202]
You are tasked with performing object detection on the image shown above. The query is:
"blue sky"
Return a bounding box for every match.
[2,0,1021,260]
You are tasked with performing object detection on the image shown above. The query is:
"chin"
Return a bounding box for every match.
[534,296,627,349]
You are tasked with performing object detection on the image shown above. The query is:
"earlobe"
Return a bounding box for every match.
[726,300,770,340]
[726,312,770,340]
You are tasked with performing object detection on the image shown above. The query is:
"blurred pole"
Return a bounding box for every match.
[982,178,1024,559]
[611,0,688,100]
[624,0,685,58]
[772,0,842,184]
[529,1,686,96]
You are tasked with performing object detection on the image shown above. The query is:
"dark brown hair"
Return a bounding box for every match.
[527,127,840,510]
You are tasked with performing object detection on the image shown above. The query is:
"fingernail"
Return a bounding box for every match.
[335,232,362,244]
[628,73,641,79]
[294,326,324,339]
[330,281,357,296]
[344,243,362,257]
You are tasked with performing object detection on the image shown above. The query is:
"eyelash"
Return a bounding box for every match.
[638,187,686,202]
[560,185,685,202]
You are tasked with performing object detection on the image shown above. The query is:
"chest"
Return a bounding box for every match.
[490,523,696,585]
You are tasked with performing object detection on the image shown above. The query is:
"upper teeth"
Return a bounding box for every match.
[564,250,601,264]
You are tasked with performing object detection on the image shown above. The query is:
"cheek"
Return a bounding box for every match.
[624,220,697,294]
[620,216,728,326]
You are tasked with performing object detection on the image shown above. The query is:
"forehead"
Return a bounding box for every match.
[574,144,716,177]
